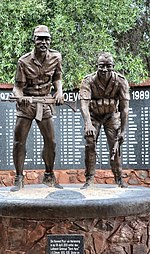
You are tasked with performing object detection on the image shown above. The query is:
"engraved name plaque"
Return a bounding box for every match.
[47,234,84,254]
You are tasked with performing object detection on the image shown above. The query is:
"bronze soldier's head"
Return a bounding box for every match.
[33,25,51,54]
[97,52,115,80]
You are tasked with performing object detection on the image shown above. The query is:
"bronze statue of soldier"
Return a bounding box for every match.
[11,25,64,191]
[80,52,130,189]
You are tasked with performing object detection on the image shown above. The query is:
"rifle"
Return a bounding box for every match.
[110,138,121,161]
[2,95,77,121]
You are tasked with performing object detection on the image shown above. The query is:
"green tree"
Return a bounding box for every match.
[114,0,150,83]
[0,0,149,90]
[0,0,49,83]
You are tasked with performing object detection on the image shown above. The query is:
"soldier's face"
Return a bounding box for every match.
[34,36,51,53]
[97,57,114,79]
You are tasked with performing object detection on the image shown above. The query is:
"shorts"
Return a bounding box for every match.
[16,102,53,120]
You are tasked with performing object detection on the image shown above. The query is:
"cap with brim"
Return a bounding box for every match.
[34,25,51,37]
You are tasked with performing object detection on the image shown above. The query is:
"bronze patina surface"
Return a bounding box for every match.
[80,52,130,189]
[11,25,64,191]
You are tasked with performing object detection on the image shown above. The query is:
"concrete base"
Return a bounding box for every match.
[0,184,150,253]
[0,184,150,219]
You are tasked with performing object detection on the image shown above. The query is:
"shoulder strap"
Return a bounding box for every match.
[109,72,119,98]
[88,73,102,98]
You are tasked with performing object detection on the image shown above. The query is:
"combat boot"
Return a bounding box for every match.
[42,172,63,189]
[116,176,128,188]
[113,170,128,188]
[81,176,94,189]
[10,175,24,192]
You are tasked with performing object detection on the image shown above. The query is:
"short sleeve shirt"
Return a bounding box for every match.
[15,49,62,86]
[80,71,130,101]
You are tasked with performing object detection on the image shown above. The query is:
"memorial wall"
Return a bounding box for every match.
[0,86,149,170]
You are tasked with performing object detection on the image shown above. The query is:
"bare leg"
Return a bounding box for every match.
[11,117,32,191]
[37,118,63,188]
[37,118,56,172]
[13,117,32,175]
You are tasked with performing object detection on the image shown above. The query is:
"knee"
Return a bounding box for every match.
[85,136,96,151]
[51,141,56,150]
[85,143,96,153]
[13,141,26,149]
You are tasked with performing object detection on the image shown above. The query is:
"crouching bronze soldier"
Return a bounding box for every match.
[80,52,130,189]
[11,25,63,191]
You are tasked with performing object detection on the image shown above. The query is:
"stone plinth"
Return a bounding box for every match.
[0,184,150,254]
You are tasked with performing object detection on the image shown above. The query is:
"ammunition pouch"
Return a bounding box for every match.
[90,98,117,115]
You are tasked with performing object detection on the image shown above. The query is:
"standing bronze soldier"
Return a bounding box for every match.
[11,25,63,191]
[80,52,130,189]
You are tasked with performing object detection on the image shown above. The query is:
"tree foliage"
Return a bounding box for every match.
[0,0,149,90]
